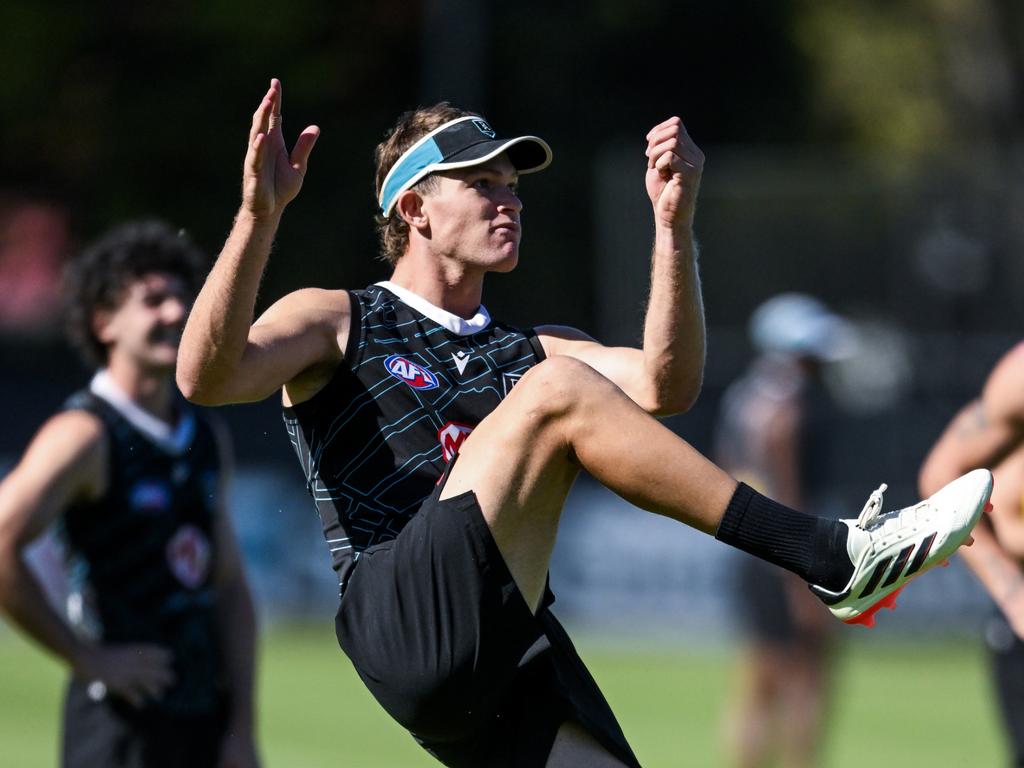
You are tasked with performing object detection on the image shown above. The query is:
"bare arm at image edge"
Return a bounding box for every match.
[920,343,1024,637]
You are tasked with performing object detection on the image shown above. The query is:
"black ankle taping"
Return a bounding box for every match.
[808,518,853,592]
[715,483,853,590]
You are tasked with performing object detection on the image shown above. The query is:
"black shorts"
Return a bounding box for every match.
[335,468,640,768]
[61,679,226,768]
[986,611,1024,765]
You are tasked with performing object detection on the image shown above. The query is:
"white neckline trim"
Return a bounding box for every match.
[375,281,491,336]
[89,370,195,455]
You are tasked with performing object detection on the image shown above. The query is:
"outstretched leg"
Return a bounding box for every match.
[439,355,736,610]
[441,356,991,624]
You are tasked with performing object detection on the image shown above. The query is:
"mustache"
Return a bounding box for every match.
[147,326,183,344]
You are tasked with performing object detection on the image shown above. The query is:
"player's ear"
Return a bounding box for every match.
[395,190,428,232]
[92,308,116,344]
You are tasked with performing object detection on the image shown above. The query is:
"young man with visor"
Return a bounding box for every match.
[178,80,991,767]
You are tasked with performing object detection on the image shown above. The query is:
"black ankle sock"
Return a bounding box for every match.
[715,483,854,592]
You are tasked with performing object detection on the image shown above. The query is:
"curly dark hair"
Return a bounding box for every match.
[64,219,207,367]
[373,102,479,266]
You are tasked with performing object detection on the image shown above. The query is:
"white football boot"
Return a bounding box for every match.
[810,468,993,627]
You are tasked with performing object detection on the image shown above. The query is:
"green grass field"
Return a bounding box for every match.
[1,623,1006,767]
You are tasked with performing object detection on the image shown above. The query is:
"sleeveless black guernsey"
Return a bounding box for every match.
[283,284,546,591]
[59,391,225,716]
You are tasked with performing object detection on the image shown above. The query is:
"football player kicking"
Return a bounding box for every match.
[177,78,990,767]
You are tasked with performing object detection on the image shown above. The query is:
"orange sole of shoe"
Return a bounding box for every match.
[844,585,905,628]
[843,502,988,628]
[844,553,956,628]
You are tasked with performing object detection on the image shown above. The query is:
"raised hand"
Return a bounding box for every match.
[74,642,176,708]
[242,78,320,219]
[644,116,705,232]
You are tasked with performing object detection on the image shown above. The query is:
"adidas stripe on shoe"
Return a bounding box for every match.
[809,468,993,627]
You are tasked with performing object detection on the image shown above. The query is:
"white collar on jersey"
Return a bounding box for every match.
[89,370,196,456]
[375,281,492,337]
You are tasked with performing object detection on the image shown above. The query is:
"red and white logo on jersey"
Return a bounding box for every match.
[438,421,474,462]
[166,524,211,589]
[385,355,440,390]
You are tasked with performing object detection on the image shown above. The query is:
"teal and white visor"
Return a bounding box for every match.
[378,115,552,217]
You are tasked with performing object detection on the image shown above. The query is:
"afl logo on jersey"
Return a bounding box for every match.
[384,355,439,390]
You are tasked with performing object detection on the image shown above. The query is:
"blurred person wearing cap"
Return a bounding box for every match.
[716,294,854,768]
[0,221,260,768]
[920,343,1024,765]
[177,79,991,767]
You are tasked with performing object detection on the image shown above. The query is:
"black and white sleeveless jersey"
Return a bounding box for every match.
[283,283,546,589]
[59,388,224,715]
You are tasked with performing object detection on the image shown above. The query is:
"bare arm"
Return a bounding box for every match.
[208,424,261,768]
[0,412,174,707]
[920,390,1024,496]
[537,117,705,416]
[921,364,1024,556]
[957,524,1024,634]
[177,78,328,406]
[919,343,1024,635]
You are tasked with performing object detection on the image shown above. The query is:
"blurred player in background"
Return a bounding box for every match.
[177,78,990,767]
[0,221,259,768]
[716,294,854,768]
[920,342,1024,766]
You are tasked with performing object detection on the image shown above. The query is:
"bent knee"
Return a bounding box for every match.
[513,356,615,417]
